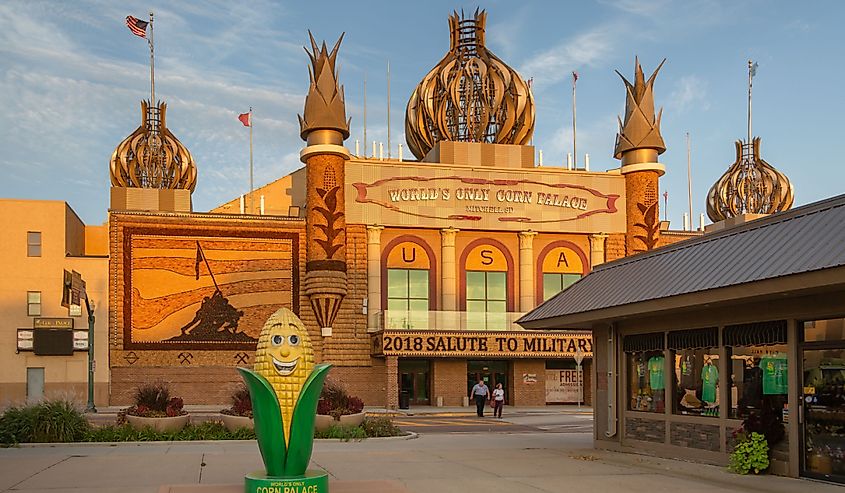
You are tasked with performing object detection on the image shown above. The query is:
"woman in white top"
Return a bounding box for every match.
[492,383,505,418]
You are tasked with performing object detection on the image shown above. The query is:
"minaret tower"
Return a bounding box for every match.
[298,33,351,337]
[613,58,667,255]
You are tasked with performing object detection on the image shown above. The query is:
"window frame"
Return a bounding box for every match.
[27,291,42,316]
[27,231,42,257]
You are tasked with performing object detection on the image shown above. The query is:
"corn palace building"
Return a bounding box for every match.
[1,11,698,408]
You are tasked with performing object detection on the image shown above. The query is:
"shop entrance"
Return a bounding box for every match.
[467,360,509,403]
[802,345,845,482]
[399,359,430,406]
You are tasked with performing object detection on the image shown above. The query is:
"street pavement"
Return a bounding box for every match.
[0,414,834,493]
[392,407,593,434]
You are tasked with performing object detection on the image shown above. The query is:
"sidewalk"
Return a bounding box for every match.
[0,430,830,493]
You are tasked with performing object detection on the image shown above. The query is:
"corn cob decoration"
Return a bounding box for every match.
[254,308,315,446]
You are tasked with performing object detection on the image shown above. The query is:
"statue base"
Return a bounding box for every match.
[244,470,328,493]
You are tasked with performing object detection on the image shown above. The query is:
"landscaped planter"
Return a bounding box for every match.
[338,412,365,427]
[220,414,253,432]
[126,414,190,433]
[315,414,334,432]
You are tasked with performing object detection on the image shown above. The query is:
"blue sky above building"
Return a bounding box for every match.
[1,0,842,226]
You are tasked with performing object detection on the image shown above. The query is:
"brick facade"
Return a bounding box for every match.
[431,359,467,406]
[511,359,546,406]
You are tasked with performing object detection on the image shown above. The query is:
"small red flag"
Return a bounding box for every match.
[572,71,579,82]
[238,112,251,127]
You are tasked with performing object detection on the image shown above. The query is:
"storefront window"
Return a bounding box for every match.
[725,321,788,420]
[627,351,666,412]
[542,273,581,301]
[386,269,429,329]
[805,317,845,342]
[466,271,507,330]
[669,327,720,417]
[673,349,720,416]
[727,345,788,420]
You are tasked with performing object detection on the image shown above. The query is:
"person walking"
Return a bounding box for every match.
[492,383,505,418]
[469,378,490,417]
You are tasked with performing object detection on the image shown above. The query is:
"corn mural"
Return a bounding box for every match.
[238,307,331,480]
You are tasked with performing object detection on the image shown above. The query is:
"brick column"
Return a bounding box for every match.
[589,233,608,268]
[440,228,459,311]
[366,225,383,332]
[386,355,399,409]
[517,231,537,312]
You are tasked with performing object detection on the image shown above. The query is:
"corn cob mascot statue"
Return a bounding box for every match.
[239,308,331,492]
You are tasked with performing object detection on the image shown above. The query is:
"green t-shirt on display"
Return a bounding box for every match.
[701,363,719,403]
[648,356,665,390]
[761,356,788,394]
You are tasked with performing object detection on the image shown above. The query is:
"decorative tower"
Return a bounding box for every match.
[405,9,535,160]
[614,58,667,255]
[298,32,351,337]
[706,60,793,222]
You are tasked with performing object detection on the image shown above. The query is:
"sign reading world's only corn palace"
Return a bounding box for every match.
[346,161,627,234]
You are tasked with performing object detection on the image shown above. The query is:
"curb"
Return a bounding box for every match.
[8,432,418,448]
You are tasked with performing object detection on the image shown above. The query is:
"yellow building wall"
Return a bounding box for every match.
[0,199,109,406]
[211,168,306,217]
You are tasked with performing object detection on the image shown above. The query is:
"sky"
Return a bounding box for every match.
[1,0,843,227]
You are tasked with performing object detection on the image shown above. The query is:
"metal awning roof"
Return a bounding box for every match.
[518,194,845,328]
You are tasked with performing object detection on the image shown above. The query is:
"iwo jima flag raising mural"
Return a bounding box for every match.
[124,233,298,350]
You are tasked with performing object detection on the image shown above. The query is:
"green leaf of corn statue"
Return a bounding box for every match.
[238,308,332,477]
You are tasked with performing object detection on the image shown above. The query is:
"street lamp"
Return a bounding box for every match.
[85,297,96,413]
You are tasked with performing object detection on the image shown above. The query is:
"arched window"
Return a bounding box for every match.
[461,240,513,330]
[538,243,588,302]
[382,238,434,329]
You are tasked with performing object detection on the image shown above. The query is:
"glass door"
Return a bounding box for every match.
[399,359,430,405]
[802,347,845,482]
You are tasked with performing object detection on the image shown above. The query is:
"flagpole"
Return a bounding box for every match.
[747,59,753,144]
[686,132,693,230]
[197,242,220,293]
[149,11,155,105]
[572,72,577,168]
[249,107,254,214]
[363,73,368,157]
[387,61,391,159]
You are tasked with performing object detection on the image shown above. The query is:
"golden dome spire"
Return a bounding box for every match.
[110,100,197,191]
[706,138,793,222]
[298,31,350,146]
[614,57,666,165]
[405,9,535,160]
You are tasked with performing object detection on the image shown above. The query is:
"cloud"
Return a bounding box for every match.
[519,23,620,86]
[0,1,309,223]
[668,75,710,113]
[599,0,673,16]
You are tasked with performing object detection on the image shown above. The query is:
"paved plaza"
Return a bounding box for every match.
[0,420,835,493]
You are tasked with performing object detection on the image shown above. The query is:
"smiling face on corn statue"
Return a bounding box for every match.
[238,308,332,492]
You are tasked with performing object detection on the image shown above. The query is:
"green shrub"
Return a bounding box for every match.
[30,400,90,443]
[85,421,257,442]
[314,424,367,441]
[0,405,37,445]
[361,416,402,438]
[1,399,90,445]
[129,382,185,418]
[729,431,770,474]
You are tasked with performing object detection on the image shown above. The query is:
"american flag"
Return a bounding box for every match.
[125,15,148,38]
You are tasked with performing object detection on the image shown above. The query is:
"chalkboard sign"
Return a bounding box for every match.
[33,329,74,356]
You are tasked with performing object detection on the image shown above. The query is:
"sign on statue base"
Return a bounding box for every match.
[245,469,328,493]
